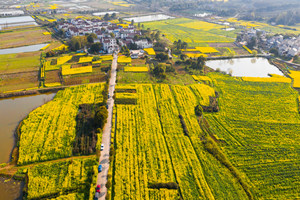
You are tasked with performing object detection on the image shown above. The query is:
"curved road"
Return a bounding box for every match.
[96,53,118,200]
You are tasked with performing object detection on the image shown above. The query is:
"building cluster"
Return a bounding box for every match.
[57,18,153,53]
[238,28,300,57]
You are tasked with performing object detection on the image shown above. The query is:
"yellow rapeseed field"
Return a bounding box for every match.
[185,53,208,58]
[289,70,300,88]
[124,66,148,72]
[117,56,131,63]
[144,48,156,55]
[62,65,92,75]
[78,56,93,63]
[242,76,292,83]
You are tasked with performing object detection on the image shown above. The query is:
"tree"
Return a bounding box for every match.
[70,36,87,51]
[128,42,138,50]
[74,41,80,51]
[194,56,206,70]
[90,42,102,54]
[87,34,94,43]
[120,45,130,56]
[95,106,108,129]
[138,22,141,28]
[270,48,279,57]
[131,19,134,25]
[155,53,168,62]
[111,13,117,19]
[180,54,187,61]
[195,105,203,116]
[110,32,115,38]
[104,13,110,21]
[151,64,166,79]
[252,50,258,57]
[247,37,257,49]
[155,31,160,41]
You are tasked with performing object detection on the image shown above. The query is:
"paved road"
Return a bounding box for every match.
[96,53,118,200]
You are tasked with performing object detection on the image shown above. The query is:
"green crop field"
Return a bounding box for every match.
[205,73,300,199]
[0,53,40,74]
[142,18,238,47]
[108,83,250,199]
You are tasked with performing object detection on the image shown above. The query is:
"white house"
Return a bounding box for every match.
[135,39,153,49]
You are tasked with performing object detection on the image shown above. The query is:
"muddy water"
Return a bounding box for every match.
[0,93,56,163]
[0,93,56,199]
[0,177,24,200]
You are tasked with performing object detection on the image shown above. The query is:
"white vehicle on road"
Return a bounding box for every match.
[101,144,104,151]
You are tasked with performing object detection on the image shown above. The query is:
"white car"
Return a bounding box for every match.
[101,144,104,151]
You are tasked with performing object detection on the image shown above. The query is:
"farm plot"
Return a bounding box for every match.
[26,157,97,199]
[112,84,179,199]
[0,27,53,49]
[110,83,249,199]
[0,70,38,93]
[142,18,236,46]
[0,53,40,74]
[205,73,300,199]
[18,83,105,165]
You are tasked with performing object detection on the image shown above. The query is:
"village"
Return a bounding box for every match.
[237,28,300,58]
[57,17,153,54]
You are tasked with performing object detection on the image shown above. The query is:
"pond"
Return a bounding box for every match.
[93,11,119,16]
[124,14,174,23]
[0,93,56,164]
[0,43,48,54]
[206,57,284,77]
[0,93,56,199]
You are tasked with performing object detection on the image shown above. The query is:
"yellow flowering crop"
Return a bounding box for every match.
[195,47,219,53]
[124,66,148,72]
[62,65,92,76]
[243,45,252,54]
[45,82,61,87]
[100,55,113,61]
[57,56,72,65]
[117,56,131,63]
[242,76,291,83]
[289,70,300,88]
[78,56,93,63]
[144,48,156,55]
[185,53,208,58]
[40,44,50,51]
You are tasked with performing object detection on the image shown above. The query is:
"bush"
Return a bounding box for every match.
[148,182,178,189]
[179,115,189,136]
[195,105,203,116]
[94,106,108,129]
[106,179,112,189]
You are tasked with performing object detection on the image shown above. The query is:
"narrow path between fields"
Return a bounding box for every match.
[96,53,118,200]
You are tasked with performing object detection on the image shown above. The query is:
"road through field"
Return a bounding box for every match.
[97,53,117,200]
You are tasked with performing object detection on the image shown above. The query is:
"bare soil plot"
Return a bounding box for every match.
[0,71,38,93]
[0,27,53,49]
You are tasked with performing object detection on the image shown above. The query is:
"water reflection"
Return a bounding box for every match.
[206,57,283,77]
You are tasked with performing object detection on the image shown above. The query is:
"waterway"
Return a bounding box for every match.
[0,16,36,29]
[206,57,284,77]
[124,14,174,23]
[0,43,48,54]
